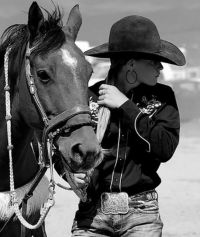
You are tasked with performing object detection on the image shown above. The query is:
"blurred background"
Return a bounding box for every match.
[0,0,200,236]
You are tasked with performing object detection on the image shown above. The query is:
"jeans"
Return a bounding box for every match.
[71,191,163,237]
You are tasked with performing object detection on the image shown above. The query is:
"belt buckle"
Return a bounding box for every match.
[101,192,129,215]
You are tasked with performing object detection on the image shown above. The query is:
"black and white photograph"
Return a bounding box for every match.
[0,1,199,236]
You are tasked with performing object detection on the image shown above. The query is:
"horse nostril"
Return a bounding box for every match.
[71,143,100,166]
[71,143,83,163]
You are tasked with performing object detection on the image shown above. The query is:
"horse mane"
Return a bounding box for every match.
[0,5,66,74]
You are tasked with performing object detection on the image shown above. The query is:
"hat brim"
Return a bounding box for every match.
[84,40,186,66]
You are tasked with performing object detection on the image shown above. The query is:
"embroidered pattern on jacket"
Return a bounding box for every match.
[89,96,99,128]
[136,95,162,116]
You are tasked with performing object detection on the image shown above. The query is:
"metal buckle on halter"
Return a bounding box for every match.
[101,192,129,215]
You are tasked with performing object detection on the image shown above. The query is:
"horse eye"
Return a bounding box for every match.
[37,70,50,83]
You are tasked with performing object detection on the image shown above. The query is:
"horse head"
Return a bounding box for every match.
[15,2,103,173]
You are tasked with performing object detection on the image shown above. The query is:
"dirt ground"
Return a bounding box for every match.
[45,119,200,237]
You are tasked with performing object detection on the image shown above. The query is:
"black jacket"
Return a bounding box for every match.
[88,81,180,197]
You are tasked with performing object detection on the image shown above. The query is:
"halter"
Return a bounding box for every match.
[25,42,92,166]
[3,43,93,232]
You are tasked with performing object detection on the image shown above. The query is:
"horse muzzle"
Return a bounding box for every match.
[56,125,103,172]
[42,105,103,172]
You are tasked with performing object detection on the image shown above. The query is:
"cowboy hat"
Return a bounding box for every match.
[85,15,186,66]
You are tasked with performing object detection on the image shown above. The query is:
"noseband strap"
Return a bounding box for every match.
[42,105,92,164]
[46,105,91,132]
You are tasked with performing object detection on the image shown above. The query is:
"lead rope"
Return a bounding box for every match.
[4,46,55,230]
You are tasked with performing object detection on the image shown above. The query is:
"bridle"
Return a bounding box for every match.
[2,42,93,234]
[25,42,93,166]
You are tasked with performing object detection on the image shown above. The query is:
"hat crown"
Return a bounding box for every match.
[84,15,186,66]
[109,15,161,53]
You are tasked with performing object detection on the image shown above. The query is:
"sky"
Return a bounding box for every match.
[0,0,200,66]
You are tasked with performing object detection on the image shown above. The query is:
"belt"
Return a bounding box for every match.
[100,190,157,215]
[129,190,158,202]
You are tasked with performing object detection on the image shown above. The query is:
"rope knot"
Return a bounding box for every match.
[5,115,12,121]
[7,145,14,150]
[4,85,10,91]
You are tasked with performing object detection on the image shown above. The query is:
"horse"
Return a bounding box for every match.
[0,2,103,236]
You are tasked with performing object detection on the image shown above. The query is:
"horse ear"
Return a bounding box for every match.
[28,2,44,43]
[64,5,82,41]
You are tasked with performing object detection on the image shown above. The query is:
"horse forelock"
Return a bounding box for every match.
[30,6,66,57]
[0,5,66,71]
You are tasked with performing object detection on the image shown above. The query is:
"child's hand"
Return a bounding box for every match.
[71,173,90,189]
[98,84,128,109]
